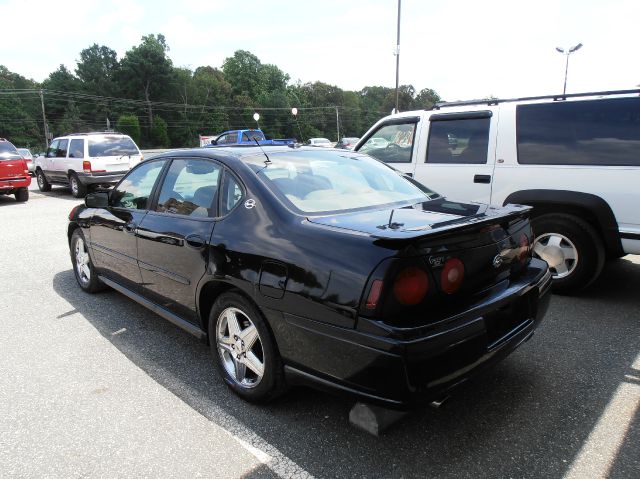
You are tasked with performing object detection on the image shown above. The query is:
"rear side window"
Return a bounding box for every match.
[156,159,221,217]
[517,97,640,166]
[358,122,416,163]
[220,172,244,215]
[426,117,490,164]
[69,139,85,158]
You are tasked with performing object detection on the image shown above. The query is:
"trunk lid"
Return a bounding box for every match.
[0,154,27,179]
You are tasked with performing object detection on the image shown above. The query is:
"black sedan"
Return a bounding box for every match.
[67,146,551,408]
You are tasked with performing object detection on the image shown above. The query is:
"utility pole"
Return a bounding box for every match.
[394,0,402,113]
[335,107,340,142]
[39,89,49,148]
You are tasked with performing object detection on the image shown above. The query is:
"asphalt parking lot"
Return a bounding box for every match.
[1,184,638,479]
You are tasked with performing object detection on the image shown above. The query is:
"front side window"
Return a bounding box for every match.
[517,97,640,166]
[56,139,69,158]
[111,160,166,210]
[426,117,490,164]
[69,139,85,158]
[156,159,221,217]
[357,122,416,163]
[254,150,435,214]
[46,140,59,158]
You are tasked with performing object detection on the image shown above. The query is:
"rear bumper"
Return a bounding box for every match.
[0,176,31,191]
[281,259,552,409]
[76,171,127,185]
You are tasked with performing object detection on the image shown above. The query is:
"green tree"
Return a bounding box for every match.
[118,34,173,131]
[150,116,169,147]
[222,50,262,98]
[415,88,441,109]
[116,114,141,144]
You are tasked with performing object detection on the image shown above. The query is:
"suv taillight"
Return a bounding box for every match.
[83,161,92,172]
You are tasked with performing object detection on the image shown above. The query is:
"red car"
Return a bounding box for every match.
[0,138,31,202]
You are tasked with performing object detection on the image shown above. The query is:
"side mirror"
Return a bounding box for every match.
[85,192,109,208]
[210,139,217,145]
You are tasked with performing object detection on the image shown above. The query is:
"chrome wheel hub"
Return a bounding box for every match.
[216,307,264,388]
[37,173,43,187]
[75,238,91,284]
[533,233,578,279]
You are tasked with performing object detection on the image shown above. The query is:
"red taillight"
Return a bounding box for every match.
[83,161,91,172]
[440,258,465,294]
[518,234,530,262]
[393,267,429,305]
[365,279,384,310]
[68,205,79,220]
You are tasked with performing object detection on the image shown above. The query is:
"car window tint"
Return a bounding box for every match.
[426,118,490,164]
[111,160,166,210]
[56,139,69,158]
[69,139,85,159]
[156,159,221,217]
[358,123,416,163]
[88,136,138,157]
[517,97,640,166]
[220,172,244,215]
[46,140,59,158]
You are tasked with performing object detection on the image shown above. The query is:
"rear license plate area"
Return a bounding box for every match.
[484,292,533,348]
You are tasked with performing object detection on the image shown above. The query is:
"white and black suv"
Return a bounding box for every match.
[356,89,640,293]
[35,132,142,198]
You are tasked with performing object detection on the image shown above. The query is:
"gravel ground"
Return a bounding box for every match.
[0,184,638,478]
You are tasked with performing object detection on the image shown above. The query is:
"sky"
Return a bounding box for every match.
[1,0,639,102]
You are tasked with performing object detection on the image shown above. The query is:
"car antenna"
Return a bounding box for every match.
[253,138,271,165]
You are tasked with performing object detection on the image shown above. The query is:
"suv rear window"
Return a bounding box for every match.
[0,141,20,159]
[88,136,139,157]
[517,97,640,166]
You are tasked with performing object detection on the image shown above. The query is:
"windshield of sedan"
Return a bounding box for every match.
[252,150,437,214]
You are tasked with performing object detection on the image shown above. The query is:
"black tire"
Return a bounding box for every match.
[69,173,87,198]
[14,188,29,202]
[70,229,106,293]
[36,169,51,192]
[531,213,605,294]
[208,292,286,403]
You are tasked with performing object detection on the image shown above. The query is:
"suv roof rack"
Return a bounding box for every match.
[66,131,124,136]
[433,88,640,110]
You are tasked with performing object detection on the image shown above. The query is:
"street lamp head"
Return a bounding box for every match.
[556,47,565,54]
[569,43,583,53]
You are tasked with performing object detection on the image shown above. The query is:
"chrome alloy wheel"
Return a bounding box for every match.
[533,233,578,279]
[216,307,264,388]
[70,176,79,196]
[75,237,91,284]
[37,172,44,188]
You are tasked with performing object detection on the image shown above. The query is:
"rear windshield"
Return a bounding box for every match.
[251,150,436,214]
[88,136,139,157]
[0,142,20,160]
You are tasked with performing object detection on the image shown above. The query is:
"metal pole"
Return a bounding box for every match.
[562,53,570,96]
[39,89,49,148]
[395,0,401,113]
[335,106,340,142]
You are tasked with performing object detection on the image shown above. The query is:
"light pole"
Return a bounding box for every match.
[556,43,583,96]
[394,0,401,113]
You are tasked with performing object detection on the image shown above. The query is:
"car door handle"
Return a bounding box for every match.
[186,234,205,249]
[474,174,491,184]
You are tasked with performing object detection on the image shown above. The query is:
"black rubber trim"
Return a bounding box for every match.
[620,232,640,240]
[98,275,205,339]
[503,189,623,257]
[91,243,137,265]
[430,110,493,121]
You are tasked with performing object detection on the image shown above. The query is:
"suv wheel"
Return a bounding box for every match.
[69,173,87,198]
[531,213,605,294]
[14,188,29,202]
[209,292,286,402]
[70,229,106,293]
[36,169,51,192]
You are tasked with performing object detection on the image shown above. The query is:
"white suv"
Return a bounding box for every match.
[356,89,640,293]
[35,132,142,198]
